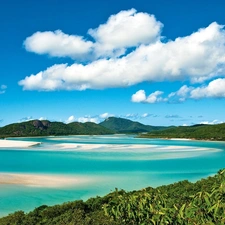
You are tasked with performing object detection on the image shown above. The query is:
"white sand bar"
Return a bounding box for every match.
[0,140,41,148]
[0,173,94,187]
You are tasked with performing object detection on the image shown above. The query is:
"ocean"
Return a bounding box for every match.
[0,135,225,217]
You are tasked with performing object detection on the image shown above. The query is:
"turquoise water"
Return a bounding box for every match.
[0,135,225,217]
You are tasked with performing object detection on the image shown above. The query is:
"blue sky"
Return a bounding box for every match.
[1,0,225,126]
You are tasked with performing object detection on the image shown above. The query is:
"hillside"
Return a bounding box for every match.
[99,117,167,133]
[0,169,224,224]
[140,123,225,141]
[0,120,114,137]
[2,118,225,139]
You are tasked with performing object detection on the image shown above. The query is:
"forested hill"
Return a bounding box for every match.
[140,123,225,141]
[99,117,168,133]
[1,118,225,139]
[0,120,114,137]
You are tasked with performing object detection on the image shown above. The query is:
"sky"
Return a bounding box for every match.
[1,0,225,127]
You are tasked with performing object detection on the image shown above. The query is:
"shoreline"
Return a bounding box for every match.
[0,140,41,148]
[4,134,225,143]
[138,136,225,143]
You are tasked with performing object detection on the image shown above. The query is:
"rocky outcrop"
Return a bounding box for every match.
[32,120,50,130]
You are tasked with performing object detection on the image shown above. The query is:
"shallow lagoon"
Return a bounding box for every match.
[0,135,225,217]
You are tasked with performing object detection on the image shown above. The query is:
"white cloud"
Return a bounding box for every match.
[77,116,99,123]
[200,119,224,125]
[100,112,114,119]
[64,113,115,124]
[131,90,146,102]
[178,85,190,96]
[65,115,76,124]
[190,78,225,98]
[88,8,162,58]
[167,85,193,103]
[19,9,225,92]
[169,78,225,102]
[24,30,93,59]
[0,84,7,94]
[136,77,225,104]
[141,113,150,118]
[39,117,47,121]
[131,90,166,103]
[146,91,165,103]
[24,9,161,60]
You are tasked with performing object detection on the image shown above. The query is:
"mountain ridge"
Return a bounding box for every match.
[0,117,224,140]
[0,119,114,137]
[99,117,168,133]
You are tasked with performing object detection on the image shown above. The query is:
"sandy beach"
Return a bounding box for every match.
[0,173,93,187]
[0,140,41,148]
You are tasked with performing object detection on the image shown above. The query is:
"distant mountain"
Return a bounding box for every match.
[0,120,114,137]
[3,118,223,139]
[99,117,168,133]
[140,123,225,141]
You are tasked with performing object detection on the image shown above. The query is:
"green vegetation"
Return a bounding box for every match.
[100,117,168,133]
[0,120,114,138]
[1,118,225,140]
[1,169,225,225]
[140,123,225,141]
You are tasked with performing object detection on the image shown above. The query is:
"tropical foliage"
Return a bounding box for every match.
[0,120,114,138]
[140,123,225,141]
[100,117,168,133]
[1,169,225,225]
[2,118,225,140]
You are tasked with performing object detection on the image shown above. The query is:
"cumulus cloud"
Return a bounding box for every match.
[131,90,146,102]
[19,9,225,92]
[190,78,225,98]
[169,85,191,98]
[134,77,225,104]
[167,85,193,103]
[100,112,114,119]
[24,9,161,60]
[88,8,162,58]
[24,30,93,59]
[65,115,76,124]
[77,116,99,123]
[173,78,225,101]
[131,90,166,103]
[64,113,116,124]
[0,85,7,94]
